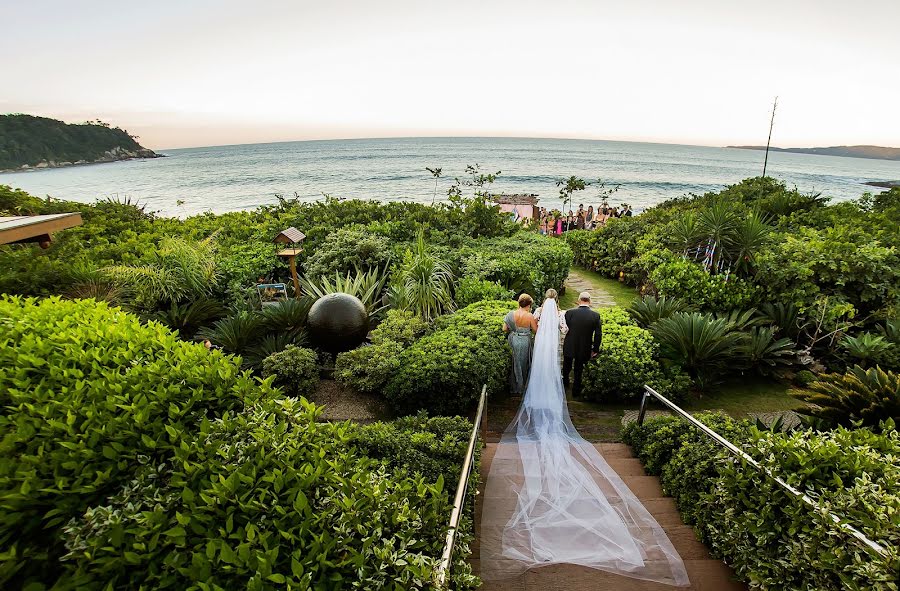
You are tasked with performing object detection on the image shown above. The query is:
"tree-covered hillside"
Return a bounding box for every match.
[0,114,158,170]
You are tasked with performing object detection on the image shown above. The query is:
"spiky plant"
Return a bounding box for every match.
[878,319,900,343]
[243,331,309,369]
[105,236,218,308]
[742,326,796,376]
[392,231,455,322]
[300,266,389,319]
[152,298,225,339]
[758,302,803,340]
[260,297,313,337]
[715,308,762,332]
[730,211,772,273]
[651,312,746,391]
[627,295,692,328]
[668,213,703,256]
[841,333,893,367]
[792,365,900,429]
[696,200,739,271]
[196,312,264,354]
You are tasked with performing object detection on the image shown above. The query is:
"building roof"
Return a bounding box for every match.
[273,226,306,244]
[492,194,539,205]
[0,213,83,246]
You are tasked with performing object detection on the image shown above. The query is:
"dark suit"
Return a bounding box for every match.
[562,305,603,398]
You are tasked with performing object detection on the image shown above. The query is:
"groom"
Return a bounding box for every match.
[562,291,602,399]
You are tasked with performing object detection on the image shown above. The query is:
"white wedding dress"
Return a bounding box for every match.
[480,298,690,585]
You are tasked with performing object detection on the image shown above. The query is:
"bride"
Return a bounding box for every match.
[481,290,690,586]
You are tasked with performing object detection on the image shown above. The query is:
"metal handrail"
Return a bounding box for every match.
[434,385,488,588]
[637,385,889,558]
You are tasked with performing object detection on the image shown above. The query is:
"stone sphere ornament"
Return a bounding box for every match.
[307,293,369,353]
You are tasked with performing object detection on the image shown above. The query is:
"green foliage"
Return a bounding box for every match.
[216,241,282,307]
[743,326,797,375]
[582,308,690,402]
[197,311,265,355]
[303,226,392,278]
[627,294,692,328]
[0,114,151,169]
[370,309,431,346]
[300,266,389,319]
[841,333,893,367]
[151,297,225,339]
[386,300,515,414]
[390,231,455,321]
[61,398,478,590]
[646,254,759,312]
[623,415,900,590]
[455,277,514,308]
[792,365,900,429]
[0,296,277,588]
[261,345,320,397]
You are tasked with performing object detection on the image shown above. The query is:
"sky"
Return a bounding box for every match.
[3,0,899,150]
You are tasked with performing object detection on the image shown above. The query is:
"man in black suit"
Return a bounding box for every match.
[562,292,603,399]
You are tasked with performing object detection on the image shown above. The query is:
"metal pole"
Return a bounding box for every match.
[762,96,778,178]
[637,391,649,426]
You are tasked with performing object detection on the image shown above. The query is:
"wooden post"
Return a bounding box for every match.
[288,254,300,297]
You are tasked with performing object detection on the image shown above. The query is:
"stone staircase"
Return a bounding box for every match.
[471,442,747,591]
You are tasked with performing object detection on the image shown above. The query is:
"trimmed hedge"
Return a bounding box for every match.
[0,296,279,588]
[386,300,514,414]
[260,345,320,397]
[581,308,691,402]
[62,398,479,590]
[623,415,900,590]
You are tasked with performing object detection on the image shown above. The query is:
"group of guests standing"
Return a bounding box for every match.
[537,203,632,235]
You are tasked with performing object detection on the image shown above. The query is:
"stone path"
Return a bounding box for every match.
[564,268,617,308]
[472,442,747,591]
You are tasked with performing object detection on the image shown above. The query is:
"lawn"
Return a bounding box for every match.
[560,266,639,309]
[682,377,803,417]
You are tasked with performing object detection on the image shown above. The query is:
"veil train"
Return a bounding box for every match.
[480,298,690,586]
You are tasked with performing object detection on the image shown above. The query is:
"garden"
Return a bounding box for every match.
[1,174,899,590]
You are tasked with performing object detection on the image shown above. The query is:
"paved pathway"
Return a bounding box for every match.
[472,442,747,591]
[564,268,617,308]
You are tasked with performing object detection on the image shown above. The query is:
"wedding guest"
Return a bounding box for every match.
[555,214,563,236]
[576,211,585,230]
[503,293,538,394]
[585,205,594,230]
[623,204,633,217]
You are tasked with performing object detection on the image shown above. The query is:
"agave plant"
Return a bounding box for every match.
[152,298,225,339]
[196,312,265,354]
[841,333,893,367]
[742,326,796,376]
[627,295,692,328]
[393,232,455,322]
[300,266,389,319]
[651,312,746,391]
[792,365,900,429]
[106,236,219,308]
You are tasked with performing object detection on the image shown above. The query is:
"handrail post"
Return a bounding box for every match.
[637,390,649,426]
[481,390,489,446]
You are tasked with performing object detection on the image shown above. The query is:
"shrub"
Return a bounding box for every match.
[0,296,278,588]
[261,345,320,398]
[303,227,392,278]
[390,232,456,321]
[627,294,692,328]
[386,300,514,414]
[370,309,430,346]
[217,241,282,306]
[61,398,479,590]
[623,414,900,591]
[791,365,900,430]
[651,312,746,390]
[646,255,759,312]
[455,277,514,308]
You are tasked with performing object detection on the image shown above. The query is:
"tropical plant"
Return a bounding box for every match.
[742,326,796,375]
[758,301,803,341]
[391,231,455,321]
[261,345,320,397]
[244,331,309,369]
[695,199,739,271]
[259,297,313,337]
[196,311,265,355]
[651,312,746,390]
[715,307,761,332]
[299,266,389,319]
[152,297,225,339]
[730,211,772,273]
[105,235,219,308]
[668,212,702,255]
[792,365,900,429]
[627,294,692,328]
[841,333,893,367]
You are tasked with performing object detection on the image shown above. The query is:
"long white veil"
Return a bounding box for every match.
[480,298,690,585]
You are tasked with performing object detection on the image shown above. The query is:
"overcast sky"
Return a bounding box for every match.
[3,0,898,149]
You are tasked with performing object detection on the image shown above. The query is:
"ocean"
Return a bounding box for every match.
[1,137,898,217]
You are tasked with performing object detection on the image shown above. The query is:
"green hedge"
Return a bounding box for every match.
[386,300,514,414]
[0,296,279,588]
[260,345,320,397]
[581,308,691,402]
[62,398,479,590]
[623,415,900,590]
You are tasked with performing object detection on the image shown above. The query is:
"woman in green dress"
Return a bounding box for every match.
[503,293,537,394]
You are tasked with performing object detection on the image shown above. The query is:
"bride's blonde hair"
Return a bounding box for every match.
[544,288,558,301]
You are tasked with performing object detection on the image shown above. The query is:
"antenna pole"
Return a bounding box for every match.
[762,96,778,178]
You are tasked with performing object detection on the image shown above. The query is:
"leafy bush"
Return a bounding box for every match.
[646,255,759,312]
[581,308,689,402]
[386,300,514,414]
[390,232,455,321]
[335,310,430,394]
[455,277,514,308]
[791,365,900,430]
[261,345,320,397]
[0,296,278,588]
[61,398,479,590]
[623,415,900,590]
[627,294,692,328]
[303,227,392,278]
[841,333,893,367]
[217,242,282,307]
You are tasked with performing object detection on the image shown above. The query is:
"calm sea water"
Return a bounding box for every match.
[2,137,898,217]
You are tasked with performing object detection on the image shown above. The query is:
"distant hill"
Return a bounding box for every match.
[0,114,160,171]
[727,144,900,161]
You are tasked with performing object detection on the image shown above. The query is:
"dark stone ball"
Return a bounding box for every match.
[307,293,369,353]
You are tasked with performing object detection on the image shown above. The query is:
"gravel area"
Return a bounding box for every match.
[310,379,389,424]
